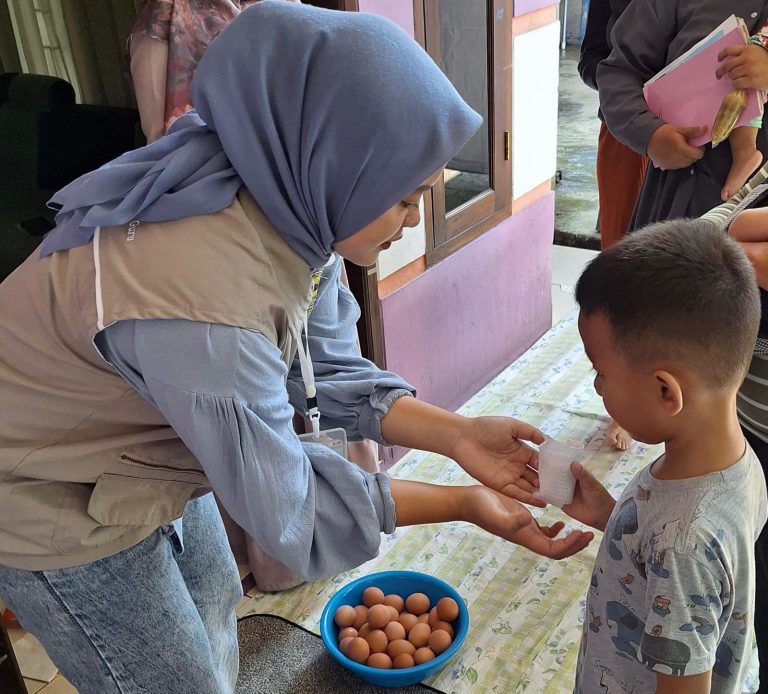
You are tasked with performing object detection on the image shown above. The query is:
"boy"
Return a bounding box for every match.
[563,220,768,693]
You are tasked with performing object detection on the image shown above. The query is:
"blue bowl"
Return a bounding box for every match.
[320,570,469,688]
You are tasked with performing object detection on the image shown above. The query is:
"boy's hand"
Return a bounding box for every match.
[560,462,615,532]
[461,486,594,559]
[451,416,547,508]
[717,44,768,90]
[647,124,706,171]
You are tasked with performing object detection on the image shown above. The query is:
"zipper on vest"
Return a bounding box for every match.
[119,453,202,475]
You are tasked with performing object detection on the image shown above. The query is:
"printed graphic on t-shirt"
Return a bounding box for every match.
[574,451,766,694]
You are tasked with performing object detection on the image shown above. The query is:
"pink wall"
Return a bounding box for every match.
[357,0,415,37]
[380,194,554,465]
[513,0,559,17]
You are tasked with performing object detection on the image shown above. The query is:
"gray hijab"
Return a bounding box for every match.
[41,1,482,267]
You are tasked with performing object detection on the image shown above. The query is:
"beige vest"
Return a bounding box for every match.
[0,190,312,569]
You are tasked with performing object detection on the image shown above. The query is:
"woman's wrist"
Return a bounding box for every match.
[390,479,466,527]
[380,396,471,458]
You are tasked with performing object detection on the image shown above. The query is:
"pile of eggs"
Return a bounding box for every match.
[333,586,460,670]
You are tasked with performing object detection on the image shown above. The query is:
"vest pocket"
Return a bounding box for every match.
[87,474,199,526]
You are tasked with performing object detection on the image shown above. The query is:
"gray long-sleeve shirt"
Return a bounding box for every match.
[94,256,414,581]
[597,2,768,155]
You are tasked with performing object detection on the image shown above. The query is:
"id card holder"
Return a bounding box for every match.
[299,427,349,459]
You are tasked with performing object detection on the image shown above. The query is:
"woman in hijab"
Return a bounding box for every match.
[129,0,380,596]
[0,4,592,692]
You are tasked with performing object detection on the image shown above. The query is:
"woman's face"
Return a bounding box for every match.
[334,171,442,267]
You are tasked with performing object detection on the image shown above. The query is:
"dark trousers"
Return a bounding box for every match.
[743,427,768,693]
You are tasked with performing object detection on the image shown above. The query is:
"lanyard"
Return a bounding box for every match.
[295,256,335,438]
[295,312,320,437]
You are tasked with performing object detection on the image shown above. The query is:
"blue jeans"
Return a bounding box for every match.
[0,493,241,693]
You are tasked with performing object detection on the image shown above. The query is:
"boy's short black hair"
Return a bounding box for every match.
[575,219,760,390]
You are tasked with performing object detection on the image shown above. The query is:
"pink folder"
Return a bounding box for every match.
[643,20,763,147]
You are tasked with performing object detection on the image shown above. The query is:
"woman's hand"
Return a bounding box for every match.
[560,462,616,532]
[450,416,547,507]
[646,124,706,171]
[380,399,546,506]
[461,486,594,559]
[390,481,593,558]
[717,44,768,90]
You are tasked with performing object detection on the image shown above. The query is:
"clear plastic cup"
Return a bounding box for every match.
[534,438,582,507]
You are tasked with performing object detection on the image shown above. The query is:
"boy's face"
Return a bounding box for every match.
[578,311,669,445]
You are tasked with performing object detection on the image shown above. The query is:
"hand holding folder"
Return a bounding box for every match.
[643,15,764,148]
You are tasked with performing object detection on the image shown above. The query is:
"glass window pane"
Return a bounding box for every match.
[437,0,490,213]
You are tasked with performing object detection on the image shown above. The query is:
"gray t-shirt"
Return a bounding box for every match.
[575,447,767,693]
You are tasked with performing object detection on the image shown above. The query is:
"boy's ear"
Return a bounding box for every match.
[654,369,683,416]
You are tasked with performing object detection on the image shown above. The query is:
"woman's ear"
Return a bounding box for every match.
[654,369,683,416]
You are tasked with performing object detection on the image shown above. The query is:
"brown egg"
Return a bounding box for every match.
[432,621,455,638]
[405,592,430,615]
[428,607,440,628]
[384,621,406,642]
[334,605,356,628]
[387,606,400,623]
[339,637,354,655]
[366,652,393,669]
[436,597,460,622]
[408,622,431,648]
[358,623,372,638]
[429,629,452,655]
[398,612,419,634]
[386,639,416,659]
[362,587,385,607]
[346,637,370,664]
[367,604,391,629]
[353,605,368,630]
[393,653,415,669]
[383,594,405,613]
[417,613,430,624]
[365,629,389,654]
[338,627,358,642]
[413,647,436,665]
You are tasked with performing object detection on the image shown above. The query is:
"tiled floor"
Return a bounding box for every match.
[554,46,601,248]
[6,624,76,694]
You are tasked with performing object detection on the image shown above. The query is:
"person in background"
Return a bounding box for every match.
[577,0,640,452]
[129,0,264,143]
[598,3,768,230]
[578,0,647,252]
[702,161,768,693]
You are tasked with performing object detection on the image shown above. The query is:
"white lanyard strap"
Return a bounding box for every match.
[296,313,321,437]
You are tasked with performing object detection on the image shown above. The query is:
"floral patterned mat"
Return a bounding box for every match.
[240,314,667,693]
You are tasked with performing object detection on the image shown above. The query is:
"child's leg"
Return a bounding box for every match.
[723,126,763,201]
